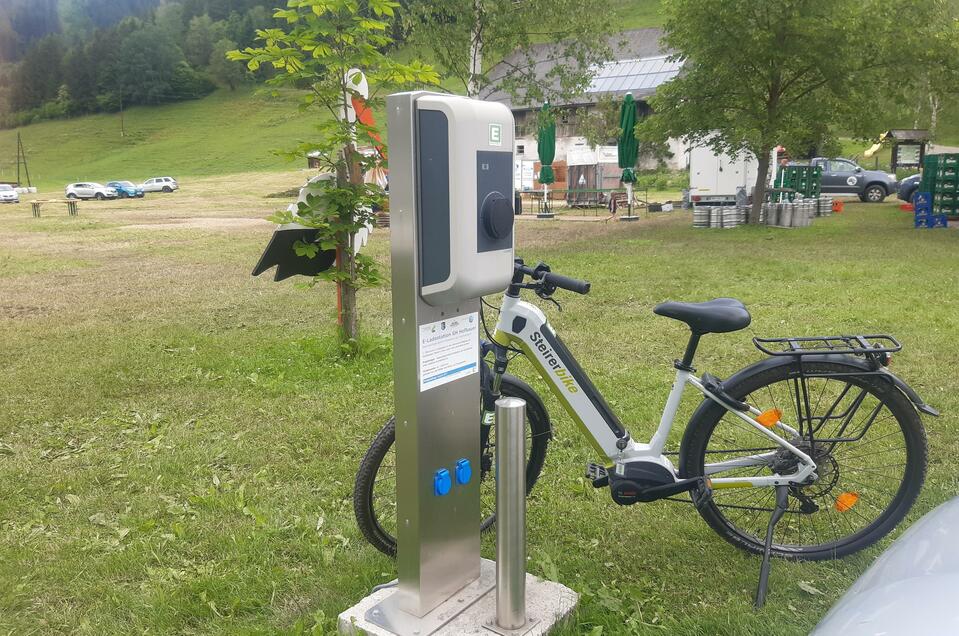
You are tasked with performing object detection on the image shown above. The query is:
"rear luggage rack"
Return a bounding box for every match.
[753,334,901,357]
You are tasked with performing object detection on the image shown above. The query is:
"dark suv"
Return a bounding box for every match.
[808,157,898,203]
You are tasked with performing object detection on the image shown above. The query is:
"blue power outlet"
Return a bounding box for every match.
[455,458,472,485]
[433,468,452,496]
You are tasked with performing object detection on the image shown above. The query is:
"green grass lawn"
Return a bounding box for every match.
[610,0,663,29]
[0,89,320,189]
[0,182,956,634]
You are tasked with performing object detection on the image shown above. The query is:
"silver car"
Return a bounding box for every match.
[0,184,19,203]
[813,497,959,635]
[141,176,179,193]
[65,182,118,200]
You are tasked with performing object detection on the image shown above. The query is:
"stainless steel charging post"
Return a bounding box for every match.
[495,397,528,631]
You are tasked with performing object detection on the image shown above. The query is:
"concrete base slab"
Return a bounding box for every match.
[339,559,578,636]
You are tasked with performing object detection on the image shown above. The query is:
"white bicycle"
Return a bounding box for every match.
[355,258,935,604]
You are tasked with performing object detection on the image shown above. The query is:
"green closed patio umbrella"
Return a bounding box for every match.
[537,103,556,215]
[618,93,638,215]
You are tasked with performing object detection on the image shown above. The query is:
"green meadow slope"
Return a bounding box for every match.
[0,89,319,189]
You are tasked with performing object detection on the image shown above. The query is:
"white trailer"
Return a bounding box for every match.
[688,145,758,205]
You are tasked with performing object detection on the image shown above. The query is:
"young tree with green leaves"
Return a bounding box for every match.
[637,0,952,223]
[406,0,612,104]
[573,94,620,151]
[229,0,437,346]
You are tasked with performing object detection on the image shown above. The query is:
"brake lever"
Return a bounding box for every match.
[536,285,562,312]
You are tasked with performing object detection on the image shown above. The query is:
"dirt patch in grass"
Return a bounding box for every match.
[0,303,46,319]
[119,217,272,231]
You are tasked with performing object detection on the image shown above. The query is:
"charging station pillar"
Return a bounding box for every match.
[339,91,579,636]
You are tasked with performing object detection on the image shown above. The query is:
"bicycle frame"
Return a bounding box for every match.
[491,294,818,489]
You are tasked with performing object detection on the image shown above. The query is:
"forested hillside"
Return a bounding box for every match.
[0,0,273,127]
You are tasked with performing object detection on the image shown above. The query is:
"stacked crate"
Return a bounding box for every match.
[919,154,938,195]
[934,154,959,218]
[914,192,948,228]
[774,165,823,201]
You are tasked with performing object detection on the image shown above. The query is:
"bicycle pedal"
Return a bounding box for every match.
[585,462,609,488]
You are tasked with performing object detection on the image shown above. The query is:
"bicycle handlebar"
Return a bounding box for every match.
[542,271,591,294]
[514,260,591,295]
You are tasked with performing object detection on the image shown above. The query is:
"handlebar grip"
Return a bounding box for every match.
[542,271,590,294]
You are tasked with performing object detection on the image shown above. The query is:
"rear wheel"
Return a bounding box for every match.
[680,359,926,561]
[353,376,550,557]
[162,186,172,193]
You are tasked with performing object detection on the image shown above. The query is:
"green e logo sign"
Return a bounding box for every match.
[488,123,502,147]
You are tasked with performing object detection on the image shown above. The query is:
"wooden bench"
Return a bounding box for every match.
[30,199,79,218]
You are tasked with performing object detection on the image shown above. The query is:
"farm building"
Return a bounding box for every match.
[486,28,688,193]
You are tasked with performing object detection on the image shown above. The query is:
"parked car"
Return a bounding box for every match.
[897,173,921,202]
[812,497,959,635]
[0,184,19,203]
[107,180,145,198]
[141,176,178,193]
[65,182,118,200]
[805,157,898,203]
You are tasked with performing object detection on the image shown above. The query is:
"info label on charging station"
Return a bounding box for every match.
[419,313,479,392]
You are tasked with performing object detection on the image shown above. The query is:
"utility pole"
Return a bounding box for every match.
[16,132,31,188]
[120,95,125,138]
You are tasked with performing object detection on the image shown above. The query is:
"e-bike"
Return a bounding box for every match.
[354,259,936,604]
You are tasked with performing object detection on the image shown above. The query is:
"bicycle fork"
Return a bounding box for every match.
[480,343,511,470]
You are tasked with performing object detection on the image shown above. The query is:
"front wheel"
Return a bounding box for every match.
[95,192,105,200]
[680,359,926,561]
[353,375,550,557]
[862,185,886,203]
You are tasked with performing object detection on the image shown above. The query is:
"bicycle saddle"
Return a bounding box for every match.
[653,298,751,334]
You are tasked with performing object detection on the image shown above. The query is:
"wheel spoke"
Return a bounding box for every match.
[692,364,922,556]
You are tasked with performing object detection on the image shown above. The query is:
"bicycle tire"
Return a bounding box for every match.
[353,375,550,557]
[680,358,926,561]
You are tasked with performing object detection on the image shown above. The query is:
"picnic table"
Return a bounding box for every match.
[30,199,79,218]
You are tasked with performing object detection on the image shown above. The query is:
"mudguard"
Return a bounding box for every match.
[679,354,938,476]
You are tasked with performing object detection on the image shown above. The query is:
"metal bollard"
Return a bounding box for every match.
[495,397,527,631]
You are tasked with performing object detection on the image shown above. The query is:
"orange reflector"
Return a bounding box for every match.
[835,492,860,512]
[756,408,782,428]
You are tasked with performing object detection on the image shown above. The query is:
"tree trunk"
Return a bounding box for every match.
[467,1,482,97]
[750,149,771,224]
[929,91,940,136]
[335,147,362,344]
